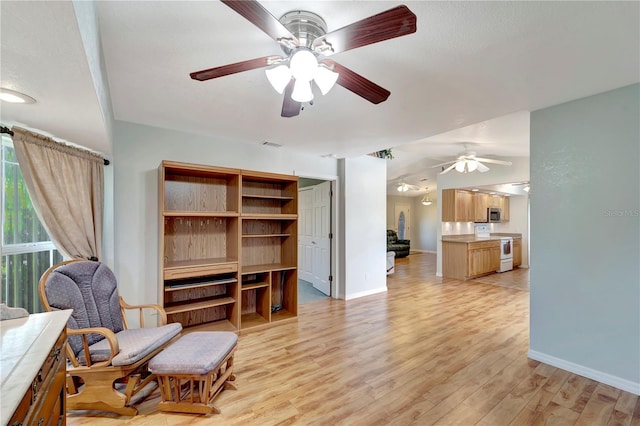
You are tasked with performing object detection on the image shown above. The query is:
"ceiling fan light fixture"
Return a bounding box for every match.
[467,160,478,172]
[314,65,339,95]
[289,49,318,82]
[455,161,466,173]
[265,65,292,94]
[397,183,409,192]
[291,79,314,103]
[523,185,530,192]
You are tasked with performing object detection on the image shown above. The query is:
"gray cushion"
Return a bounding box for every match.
[79,322,183,366]
[43,261,124,355]
[149,331,237,375]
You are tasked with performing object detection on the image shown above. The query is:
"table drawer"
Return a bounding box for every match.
[164,262,238,280]
[468,240,499,250]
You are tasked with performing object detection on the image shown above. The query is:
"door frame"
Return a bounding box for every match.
[296,173,339,300]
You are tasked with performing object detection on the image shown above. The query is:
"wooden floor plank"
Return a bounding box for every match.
[63,254,638,426]
[575,383,620,425]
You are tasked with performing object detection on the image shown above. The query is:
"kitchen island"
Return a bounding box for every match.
[442,233,522,280]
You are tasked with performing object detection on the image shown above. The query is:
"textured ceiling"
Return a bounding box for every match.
[1,1,638,180]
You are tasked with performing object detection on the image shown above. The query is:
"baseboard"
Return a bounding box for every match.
[410,250,436,254]
[345,286,387,300]
[528,349,640,395]
[436,272,443,277]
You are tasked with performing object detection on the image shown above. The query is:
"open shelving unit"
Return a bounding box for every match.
[239,171,298,330]
[159,162,298,333]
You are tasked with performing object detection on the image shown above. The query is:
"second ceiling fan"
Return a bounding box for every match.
[431,147,513,174]
[190,1,417,117]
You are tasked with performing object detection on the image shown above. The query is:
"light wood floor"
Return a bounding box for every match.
[67,253,639,425]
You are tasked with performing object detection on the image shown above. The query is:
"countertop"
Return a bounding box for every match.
[1,309,72,425]
[442,233,522,243]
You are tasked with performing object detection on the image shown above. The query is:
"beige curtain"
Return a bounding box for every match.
[12,127,104,260]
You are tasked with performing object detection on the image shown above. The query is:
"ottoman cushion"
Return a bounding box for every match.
[149,331,237,375]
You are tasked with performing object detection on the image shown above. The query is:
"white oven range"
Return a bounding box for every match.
[498,237,513,272]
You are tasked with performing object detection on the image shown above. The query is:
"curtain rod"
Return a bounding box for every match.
[1,125,14,137]
[1,124,110,165]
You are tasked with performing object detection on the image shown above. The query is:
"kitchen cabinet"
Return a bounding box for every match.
[468,241,501,277]
[502,197,510,221]
[442,189,474,222]
[513,238,522,267]
[473,192,489,222]
[443,189,509,222]
[442,240,500,279]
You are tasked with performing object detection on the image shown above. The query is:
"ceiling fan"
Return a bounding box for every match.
[431,147,513,175]
[190,1,417,117]
[392,175,424,192]
[512,182,530,192]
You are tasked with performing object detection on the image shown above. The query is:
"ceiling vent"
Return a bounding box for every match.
[262,141,282,148]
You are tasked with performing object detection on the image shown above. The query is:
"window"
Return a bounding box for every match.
[1,135,63,313]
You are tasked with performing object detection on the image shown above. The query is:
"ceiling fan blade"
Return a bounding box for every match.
[221,0,299,45]
[312,5,416,55]
[475,157,513,166]
[281,80,301,117]
[190,56,283,81]
[323,60,390,104]
[440,163,457,175]
[476,161,490,172]
[430,160,456,168]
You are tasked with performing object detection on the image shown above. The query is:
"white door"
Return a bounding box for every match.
[297,181,331,296]
[311,181,331,295]
[394,202,411,241]
[298,188,314,283]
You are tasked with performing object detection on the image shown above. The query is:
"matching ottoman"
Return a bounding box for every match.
[149,331,238,414]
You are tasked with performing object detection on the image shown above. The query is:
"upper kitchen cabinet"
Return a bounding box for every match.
[473,193,489,222]
[443,189,510,222]
[442,189,474,222]
[501,197,510,221]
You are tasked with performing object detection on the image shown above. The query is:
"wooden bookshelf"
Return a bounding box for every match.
[159,161,298,332]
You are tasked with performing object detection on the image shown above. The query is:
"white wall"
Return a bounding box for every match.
[529,84,640,394]
[435,156,531,275]
[111,121,338,305]
[71,0,114,148]
[339,156,387,300]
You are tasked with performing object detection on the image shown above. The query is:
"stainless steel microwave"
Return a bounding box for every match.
[488,207,501,222]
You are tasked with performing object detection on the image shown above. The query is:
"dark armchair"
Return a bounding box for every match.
[387,230,410,258]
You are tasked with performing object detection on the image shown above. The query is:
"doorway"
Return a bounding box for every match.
[394,202,411,240]
[298,179,332,303]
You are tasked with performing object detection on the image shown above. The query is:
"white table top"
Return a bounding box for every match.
[0,310,72,425]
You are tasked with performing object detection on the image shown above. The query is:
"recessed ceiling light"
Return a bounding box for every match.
[471,188,479,192]
[0,88,36,104]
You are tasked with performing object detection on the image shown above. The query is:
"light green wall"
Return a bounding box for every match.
[529,83,640,394]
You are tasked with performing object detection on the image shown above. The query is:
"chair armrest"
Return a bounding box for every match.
[67,326,119,368]
[397,239,410,245]
[119,296,168,328]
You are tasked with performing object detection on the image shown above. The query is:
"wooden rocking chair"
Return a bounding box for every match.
[39,259,182,416]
